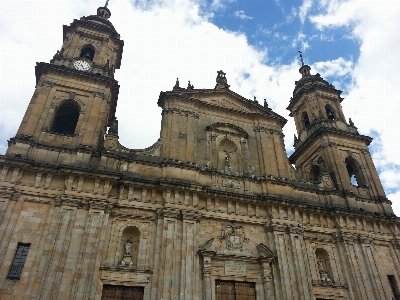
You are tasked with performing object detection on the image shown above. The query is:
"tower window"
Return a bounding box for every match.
[345,157,365,187]
[80,47,95,61]
[7,243,30,280]
[51,100,80,135]
[388,275,400,300]
[310,165,320,181]
[302,111,310,127]
[325,105,335,120]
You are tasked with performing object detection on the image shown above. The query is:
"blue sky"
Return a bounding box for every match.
[1,0,400,214]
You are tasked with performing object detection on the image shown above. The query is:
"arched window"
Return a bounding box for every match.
[80,46,95,61]
[302,111,310,128]
[51,100,80,135]
[309,165,320,181]
[345,157,365,187]
[325,105,335,120]
[315,248,333,283]
[120,226,140,267]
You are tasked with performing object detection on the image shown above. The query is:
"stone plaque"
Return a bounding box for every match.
[225,261,246,276]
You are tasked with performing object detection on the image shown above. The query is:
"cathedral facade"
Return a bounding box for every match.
[0,4,399,300]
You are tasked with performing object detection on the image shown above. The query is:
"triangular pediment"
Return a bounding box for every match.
[195,90,264,114]
[158,89,287,126]
[206,97,250,112]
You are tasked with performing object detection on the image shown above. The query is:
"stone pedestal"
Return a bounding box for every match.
[120,255,133,266]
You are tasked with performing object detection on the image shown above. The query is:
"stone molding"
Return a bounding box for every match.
[162,107,199,119]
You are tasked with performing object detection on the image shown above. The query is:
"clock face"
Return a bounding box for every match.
[73,60,91,71]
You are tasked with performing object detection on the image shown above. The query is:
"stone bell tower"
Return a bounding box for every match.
[287,54,388,206]
[6,1,124,163]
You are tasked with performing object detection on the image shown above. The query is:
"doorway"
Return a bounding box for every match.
[215,280,256,300]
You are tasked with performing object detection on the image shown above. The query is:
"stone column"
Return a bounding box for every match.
[259,259,274,300]
[71,203,107,299]
[180,211,201,300]
[0,191,22,260]
[265,223,295,299]
[331,233,356,299]
[288,226,313,300]
[334,232,366,299]
[389,239,400,276]
[158,208,181,300]
[198,250,216,300]
[38,202,77,299]
[359,236,386,299]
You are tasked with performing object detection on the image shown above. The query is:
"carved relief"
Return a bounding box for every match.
[220,224,249,252]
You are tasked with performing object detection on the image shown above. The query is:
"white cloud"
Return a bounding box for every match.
[299,0,313,24]
[210,0,236,11]
[387,191,400,217]
[313,57,353,78]
[291,32,310,50]
[234,10,253,20]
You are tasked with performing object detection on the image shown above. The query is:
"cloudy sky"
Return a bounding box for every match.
[1,0,400,214]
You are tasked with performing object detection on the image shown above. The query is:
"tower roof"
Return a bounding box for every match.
[287,56,343,111]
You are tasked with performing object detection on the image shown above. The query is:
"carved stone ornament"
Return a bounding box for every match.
[220,224,248,252]
[222,179,240,189]
[215,70,230,89]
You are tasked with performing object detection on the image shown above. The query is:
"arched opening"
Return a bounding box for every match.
[51,100,80,135]
[325,105,336,120]
[315,248,333,283]
[302,111,310,128]
[218,138,239,171]
[309,165,320,181]
[120,226,140,267]
[80,46,95,61]
[345,157,365,187]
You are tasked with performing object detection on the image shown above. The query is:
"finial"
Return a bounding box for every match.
[298,51,304,66]
[215,70,230,89]
[97,0,111,19]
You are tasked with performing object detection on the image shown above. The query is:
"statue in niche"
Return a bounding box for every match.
[317,256,332,283]
[317,257,324,272]
[120,236,134,266]
[124,237,133,255]
[225,152,231,168]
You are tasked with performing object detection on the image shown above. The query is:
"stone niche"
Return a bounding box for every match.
[206,123,250,174]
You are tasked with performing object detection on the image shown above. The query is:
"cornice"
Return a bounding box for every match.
[289,126,373,162]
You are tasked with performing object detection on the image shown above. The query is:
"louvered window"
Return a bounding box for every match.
[7,243,30,280]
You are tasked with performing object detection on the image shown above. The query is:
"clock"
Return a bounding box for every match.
[73,60,91,71]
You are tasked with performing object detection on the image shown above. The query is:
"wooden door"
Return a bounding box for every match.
[215,280,256,300]
[101,285,144,300]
